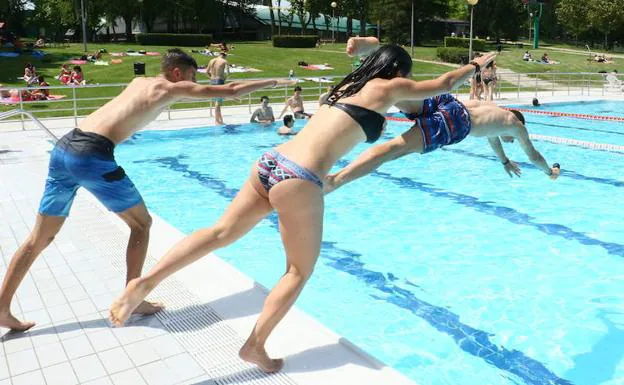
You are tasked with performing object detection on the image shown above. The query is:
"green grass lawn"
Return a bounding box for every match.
[0,41,452,117]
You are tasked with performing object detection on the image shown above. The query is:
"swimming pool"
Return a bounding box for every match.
[116,100,624,385]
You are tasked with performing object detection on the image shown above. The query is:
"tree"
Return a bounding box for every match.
[556,0,589,41]
[587,0,624,48]
[473,0,525,41]
[0,0,28,35]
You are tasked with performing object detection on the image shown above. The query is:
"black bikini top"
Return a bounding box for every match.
[324,101,386,143]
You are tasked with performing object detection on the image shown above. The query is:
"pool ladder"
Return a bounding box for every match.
[0,108,58,141]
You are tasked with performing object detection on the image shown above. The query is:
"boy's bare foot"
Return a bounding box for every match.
[239,339,284,373]
[0,310,35,331]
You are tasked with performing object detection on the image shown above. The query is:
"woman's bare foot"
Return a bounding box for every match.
[109,278,154,326]
[133,301,164,315]
[0,310,35,331]
[239,339,284,373]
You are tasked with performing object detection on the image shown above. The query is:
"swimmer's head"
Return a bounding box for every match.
[532,98,540,107]
[260,95,269,105]
[326,44,412,104]
[294,86,302,95]
[283,114,294,128]
[162,48,198,82]
[509,109,525,125]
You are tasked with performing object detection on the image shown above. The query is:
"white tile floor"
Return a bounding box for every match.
[0,117,416,385]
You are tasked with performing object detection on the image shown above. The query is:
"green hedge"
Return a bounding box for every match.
[136,33,213,46]
[444,37,487,52]
[272,35,317,48]
[436,47,469,64]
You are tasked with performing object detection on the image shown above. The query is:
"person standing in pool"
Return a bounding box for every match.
[207,52,229,125]
[0,48,293,331]
[109,44,496,373]
[278,86,312,119]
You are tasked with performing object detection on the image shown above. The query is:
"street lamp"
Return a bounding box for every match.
[466,0,478,61]
[331,2,337,43]
[410,0,414,56]
[80,0,88,52]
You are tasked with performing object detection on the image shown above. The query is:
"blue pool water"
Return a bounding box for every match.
[115,101,624,385]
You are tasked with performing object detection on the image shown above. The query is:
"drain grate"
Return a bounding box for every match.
[65,198,297,385]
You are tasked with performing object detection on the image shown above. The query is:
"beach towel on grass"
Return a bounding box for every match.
[1,94,66,105]
[301,64,334,70]
[304,77,334,83]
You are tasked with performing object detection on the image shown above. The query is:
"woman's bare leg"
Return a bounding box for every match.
[239,179,323,373]
[109,176,272,326]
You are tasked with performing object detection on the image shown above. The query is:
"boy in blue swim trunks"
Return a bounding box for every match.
[0,48,293,331]
[325,97,560,193]
[323,37,560,192]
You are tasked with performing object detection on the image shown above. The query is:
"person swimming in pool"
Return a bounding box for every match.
[109,43,496,373]
[0,48,293,332]
[322,38,559,194]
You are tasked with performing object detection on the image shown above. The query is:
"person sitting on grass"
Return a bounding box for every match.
[523,51,532,61]
[71,66,85,85]
[277,115,296,135]
[23,63,38,85]
[34,36,46,48]
[32,76,50,100]
[58,64,72,84]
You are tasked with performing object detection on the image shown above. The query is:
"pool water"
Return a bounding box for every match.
[115,101,624,385]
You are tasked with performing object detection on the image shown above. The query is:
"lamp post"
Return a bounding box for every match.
[466,0,478,61]
[331,1,337,43]
[80,0,88,52]
[528,12,533,43]
[410,0,414,56]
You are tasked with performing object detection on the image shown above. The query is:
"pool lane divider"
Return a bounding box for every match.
[501,107,624,122]
[385,116,624,154]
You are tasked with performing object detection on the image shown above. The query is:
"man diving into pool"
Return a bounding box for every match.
[324,38,560,193]
[0,48,294,331]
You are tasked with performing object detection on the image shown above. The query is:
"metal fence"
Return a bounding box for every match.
[1,72,621,128]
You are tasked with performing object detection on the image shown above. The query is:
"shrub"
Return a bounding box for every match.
[136,33,213,46]
[444,37,486,52]
[272,35,317,48]
[436,47,469,64]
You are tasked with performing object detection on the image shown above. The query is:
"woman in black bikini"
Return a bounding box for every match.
[110,42,495,373]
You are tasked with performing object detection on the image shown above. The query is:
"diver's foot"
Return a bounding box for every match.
[239,339,284,373]
[0,310,35,331]
[109,278,152,327]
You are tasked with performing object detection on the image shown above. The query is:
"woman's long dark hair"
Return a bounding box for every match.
[327,44,412,105]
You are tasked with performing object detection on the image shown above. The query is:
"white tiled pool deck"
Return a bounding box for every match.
[0,92,621,385]
[0,104,417,385]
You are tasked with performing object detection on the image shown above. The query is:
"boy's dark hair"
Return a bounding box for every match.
[38,75,45,82]
[294,86,302,92]
[73,66,82,71]
[509,109,525,125]
[260,95,269,102]
[162,48,198,73]
[283,115,294,126]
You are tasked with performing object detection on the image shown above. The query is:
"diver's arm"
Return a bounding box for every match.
[389,53,496,100]
[326,127,421,193]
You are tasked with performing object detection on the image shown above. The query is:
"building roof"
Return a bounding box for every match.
[253,5,376,32]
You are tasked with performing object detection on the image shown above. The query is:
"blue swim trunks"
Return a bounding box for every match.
[211,78,225,103]
[39,128,144,216]
[402,94,471,154]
